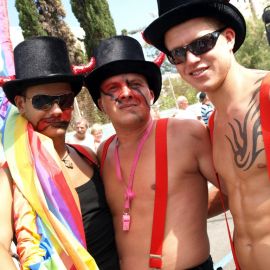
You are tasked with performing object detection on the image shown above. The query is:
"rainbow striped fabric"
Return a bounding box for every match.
[1,105,98,269]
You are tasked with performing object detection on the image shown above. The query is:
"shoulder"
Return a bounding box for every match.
[96,135,116,162]
[69,144,98,165]
[168,117,206,133]
[167,119,210,146]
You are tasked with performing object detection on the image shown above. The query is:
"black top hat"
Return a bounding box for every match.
[85,35,162,108]
[3,36,83,105]
[144,0,246,53]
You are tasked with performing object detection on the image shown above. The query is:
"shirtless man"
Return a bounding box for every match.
[1,36,119,269]
[144,0,270,269]
[85,35,219,270]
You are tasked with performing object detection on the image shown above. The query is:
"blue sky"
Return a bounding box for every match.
[8,0,158,34]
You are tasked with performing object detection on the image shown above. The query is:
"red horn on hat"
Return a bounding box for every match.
[71,57,96,75]
[0,75,16,87]
[153,52,165,67]
[141,31,152,45]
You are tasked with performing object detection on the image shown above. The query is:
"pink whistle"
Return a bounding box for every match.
[122,213,130,231]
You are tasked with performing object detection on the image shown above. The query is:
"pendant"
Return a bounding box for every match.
[122,212,130,231]
[62,159,73,169]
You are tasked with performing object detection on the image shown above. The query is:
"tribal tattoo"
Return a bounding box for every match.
[226,85,264,171]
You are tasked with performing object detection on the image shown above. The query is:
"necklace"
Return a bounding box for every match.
[114,120,154,231]
[61,147,73,169]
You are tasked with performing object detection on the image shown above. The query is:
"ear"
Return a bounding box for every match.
[223,28,236,51]
[98,98,105,113]
[149,90,155,105]
[14,95,26,114]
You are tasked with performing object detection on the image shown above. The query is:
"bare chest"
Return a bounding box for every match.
[213,105,267,183]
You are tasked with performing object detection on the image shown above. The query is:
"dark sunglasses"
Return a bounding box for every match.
[167,27,226,65]
[24,92,74,111]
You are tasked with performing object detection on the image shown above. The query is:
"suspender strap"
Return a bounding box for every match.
[260,74,270,179]
[67,143,98,166]
[208,111,241,270]
[100,134,116,177]
[149,118,168,269]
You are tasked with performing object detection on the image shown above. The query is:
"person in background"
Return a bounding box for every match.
[85,35,224,270]
[173,95,198,119]
[66,117,94,149]
[90,123,104,152]
[199,92,214,125]
[144,0,270,268]
[1,36,119,269]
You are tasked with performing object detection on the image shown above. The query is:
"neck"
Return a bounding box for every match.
[207,63,250,112]
[115,117,154,146]
[52,135,67,158]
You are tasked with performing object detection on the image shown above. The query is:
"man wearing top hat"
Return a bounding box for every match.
[0,36,119,269]
[85,35,223,269]
[144,0,270,269]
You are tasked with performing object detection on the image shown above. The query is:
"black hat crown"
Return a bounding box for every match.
[144,0,246,53]
[3,36,83,105]
[85,35,162,109]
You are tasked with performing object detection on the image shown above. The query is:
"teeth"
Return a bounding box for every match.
[192,69,205,76]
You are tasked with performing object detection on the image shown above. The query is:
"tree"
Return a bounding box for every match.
[236,18,270,69]
[15,0,84,64]
[70,0,116,57]
[15,0,46,37]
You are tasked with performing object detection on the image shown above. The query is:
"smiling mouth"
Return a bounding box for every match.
[118,103,137,109]
[190,68,208,76]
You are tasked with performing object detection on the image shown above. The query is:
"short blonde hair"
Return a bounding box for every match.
[90,123,103,135]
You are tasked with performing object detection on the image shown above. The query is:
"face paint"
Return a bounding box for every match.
[36,108,72,132]
[101,79,151,108]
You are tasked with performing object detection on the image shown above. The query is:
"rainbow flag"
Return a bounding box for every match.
[0,1,98,268]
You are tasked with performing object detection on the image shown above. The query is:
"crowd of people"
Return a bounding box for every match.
[0,0,269,269]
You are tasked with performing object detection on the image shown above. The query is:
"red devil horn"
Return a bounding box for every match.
[0,75,16,87]
[153,52,165,67]
[71,57,96,75]
[141,31,152,45]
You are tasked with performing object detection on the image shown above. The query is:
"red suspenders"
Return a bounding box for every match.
[149,118,168,268]
[260,74,270,178]
[100,119,168,269]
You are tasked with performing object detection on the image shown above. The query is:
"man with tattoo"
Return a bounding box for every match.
[85,35,222,269]
[144,0,270,269]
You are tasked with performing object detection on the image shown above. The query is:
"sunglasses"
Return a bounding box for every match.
[167,27,226,65]
[24,93,74,111]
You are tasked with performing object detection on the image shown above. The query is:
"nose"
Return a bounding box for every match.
[185,50,201,63]
[118,85,133,100]
[49,102,63,114]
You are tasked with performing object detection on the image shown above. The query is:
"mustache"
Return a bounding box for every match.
[37,118,69,131]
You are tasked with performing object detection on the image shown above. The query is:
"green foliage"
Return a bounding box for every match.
[15,0,47,37]
[159,76,197,110]
[15,0,84,64]
[70,0,116,57]
[236,18,270,69]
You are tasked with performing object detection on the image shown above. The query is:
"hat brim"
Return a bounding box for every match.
[3,74,83,105]
[85,60,162,109]
[144,1,246,53]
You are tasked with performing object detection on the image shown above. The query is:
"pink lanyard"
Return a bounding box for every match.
[114,120,154,231]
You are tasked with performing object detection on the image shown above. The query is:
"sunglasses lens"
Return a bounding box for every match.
[31,93,74,110]
[168,48,186,65]
[190,34,216,56]
[32,95,53,110]
[58,93,74,109]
